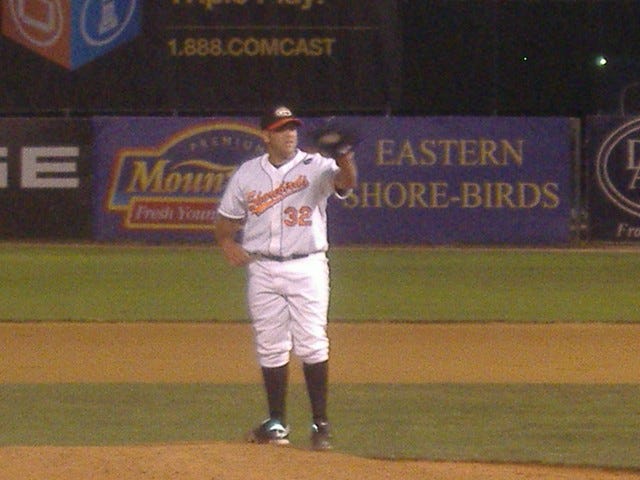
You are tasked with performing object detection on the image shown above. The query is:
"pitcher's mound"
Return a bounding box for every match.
[1,443,638,480]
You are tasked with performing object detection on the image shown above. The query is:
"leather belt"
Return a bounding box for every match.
[254,253,311,262]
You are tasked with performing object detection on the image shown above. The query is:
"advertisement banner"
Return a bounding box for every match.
[0,117,92,239]
[1,1,400,113]
[93,116,575,245]
[322,116,575,245]
[92,116,264,242]
[585,116,640,241]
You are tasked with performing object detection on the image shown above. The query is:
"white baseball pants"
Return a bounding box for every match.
[246,253,330,368]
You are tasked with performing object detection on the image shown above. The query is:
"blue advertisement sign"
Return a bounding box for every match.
[92,117,264,242]
[585,116,640,242]
[71,0,141,69]
[321,116,575,245]
[93,116,575,245]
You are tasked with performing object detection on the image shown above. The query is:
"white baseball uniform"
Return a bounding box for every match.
[217,148,346,368]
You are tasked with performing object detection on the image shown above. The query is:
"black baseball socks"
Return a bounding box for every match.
[261,364,289,423]
[303,360,329,425]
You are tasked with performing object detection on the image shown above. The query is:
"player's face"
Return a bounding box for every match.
[265,124,298,163]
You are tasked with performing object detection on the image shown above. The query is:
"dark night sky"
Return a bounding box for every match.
[399,0,640,116]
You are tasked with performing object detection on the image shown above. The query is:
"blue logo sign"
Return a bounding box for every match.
[72,0,141,69]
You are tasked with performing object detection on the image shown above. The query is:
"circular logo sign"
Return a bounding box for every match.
[80,0,137,47]
[8,0,64,48]
[595,118,640,218]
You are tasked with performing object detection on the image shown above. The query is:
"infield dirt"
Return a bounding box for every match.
[1,322,639,480]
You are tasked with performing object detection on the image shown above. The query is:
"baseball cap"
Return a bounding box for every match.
[260,105,302,131]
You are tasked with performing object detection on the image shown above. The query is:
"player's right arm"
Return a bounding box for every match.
[215,161,254,267]
[214,214,251,267]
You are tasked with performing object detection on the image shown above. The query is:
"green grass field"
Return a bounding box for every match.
[1,243,639,470]
[1,383,639,469]
[1,243,639,322]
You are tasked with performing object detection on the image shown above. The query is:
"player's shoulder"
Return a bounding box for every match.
[298,150,336,167]
[233,153,266,175]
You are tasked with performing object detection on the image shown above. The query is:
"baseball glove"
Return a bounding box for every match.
[309,123,361,159]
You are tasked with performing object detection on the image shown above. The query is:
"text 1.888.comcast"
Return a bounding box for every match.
[167,37,337,57]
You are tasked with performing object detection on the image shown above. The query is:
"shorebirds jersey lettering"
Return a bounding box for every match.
[218,149,341,257]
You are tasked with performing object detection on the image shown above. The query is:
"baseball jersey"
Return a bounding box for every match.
[217,149,344,257]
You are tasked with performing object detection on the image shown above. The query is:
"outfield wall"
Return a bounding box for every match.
[1,115,638,245]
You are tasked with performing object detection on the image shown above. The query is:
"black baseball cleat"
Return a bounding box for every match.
[310,421,332,451]
[247,418,290,446]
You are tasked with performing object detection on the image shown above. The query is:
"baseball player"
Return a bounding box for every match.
[214,105,357,450]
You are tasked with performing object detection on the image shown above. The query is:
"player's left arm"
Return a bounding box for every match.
[333,151,357,194]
